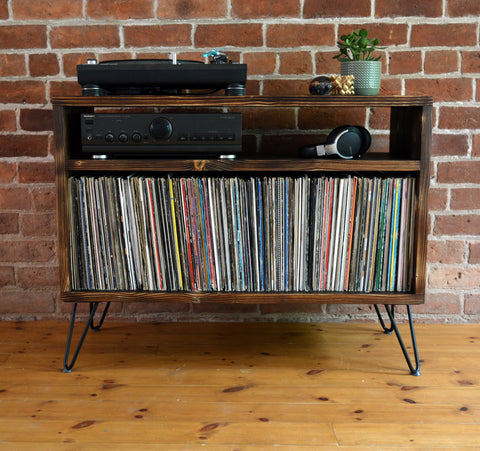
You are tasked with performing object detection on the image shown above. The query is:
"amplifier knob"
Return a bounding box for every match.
[105,133,114,143]
[132,132,142,143]
[149,117,173,140]
[118,133,128,143]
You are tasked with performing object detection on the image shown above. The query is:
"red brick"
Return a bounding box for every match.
[17,266,59,288]
[0,289,55,314]
[314,51,339,74]
[0,25,47,49]
[87,0,154,19]
[412,24,477,47]
[196,24,262,48]
[0,110,17,132]
[125,25,191,47]
[13,0,82,19]
[51,26,120,49]
[21,212,56,237]
[469,242,480,264]
[243,52,276,75]
[304,0,370,17]
[447,0,480,17]
[434,214,480,236]
[193,303,257,314]
[451,188,480,210]
[437,161,480,183]
[267,24,334,47]
[338,24,408,47]
[462,51,480,74]
[376,0,442,17]
[242,108,296,130]
[389,51,422,75]
[279,52,313,75]
[428,188,448,211]
[465,294,480,315]
[0,54,26,76]
[425,51,459,74]
[405,78,472,102]
[0,162,16,183]
[20,109,53,132]
[0,240,56,263]
[429,265,480,289]
[473,134,480,157]
[261,303,325,314]
[263,79,311,96]
[0,266,15,288]
[298,107,367,130]
[124,302,190,314]
[432,133,468,157]
[0,2,7,19]
[0,81,46,104]
[0,135,49,158]
[18,162,55,184]
[50,81,82,98]
[32,187,56,212]
[29,53,59,77]
[427,240,466,264]
[378,78,402,96]
[0,213,19,234]
[233,0,299,17]
[439,107,480,129]
[158,0,227,18]
[0,187,31,210]
[368,107,390,130]
[417,293,461,315]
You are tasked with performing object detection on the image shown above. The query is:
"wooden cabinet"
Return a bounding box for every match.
[53,95,432,373]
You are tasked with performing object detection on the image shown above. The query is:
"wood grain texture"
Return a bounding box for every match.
[0,321,479,448]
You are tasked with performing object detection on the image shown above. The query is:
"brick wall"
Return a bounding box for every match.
[0,0,479,323]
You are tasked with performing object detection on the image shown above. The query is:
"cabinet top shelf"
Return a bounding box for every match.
[52,95,434,108]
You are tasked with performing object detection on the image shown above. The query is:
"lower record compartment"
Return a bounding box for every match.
[67,174,417,294]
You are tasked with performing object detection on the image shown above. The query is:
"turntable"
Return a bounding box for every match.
[77,58,247,96]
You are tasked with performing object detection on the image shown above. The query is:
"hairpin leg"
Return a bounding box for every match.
[374,304,394,334]
[63,301,110,373]
[90,301,111,331]
[375,304,421,376]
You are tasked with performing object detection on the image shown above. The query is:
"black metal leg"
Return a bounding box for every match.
[374,304,394,334]
[375,304,421,376]
[64,301,109,373]
[90,301,111,331]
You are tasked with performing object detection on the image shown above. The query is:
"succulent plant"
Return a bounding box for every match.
[333,29,385,62]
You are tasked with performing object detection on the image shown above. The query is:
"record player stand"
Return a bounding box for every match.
[53,95,432,375]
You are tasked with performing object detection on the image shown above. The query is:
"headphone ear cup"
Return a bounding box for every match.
[355,126,371,155]
[325,125,349,145]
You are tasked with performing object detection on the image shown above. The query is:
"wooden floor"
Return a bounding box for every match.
[0,319,479,449]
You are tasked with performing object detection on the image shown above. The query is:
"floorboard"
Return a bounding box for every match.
[0,321,479,448]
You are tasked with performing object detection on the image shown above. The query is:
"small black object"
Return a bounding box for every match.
[299,126,371,159]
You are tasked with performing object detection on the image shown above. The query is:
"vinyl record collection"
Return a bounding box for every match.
[68,174,416,293]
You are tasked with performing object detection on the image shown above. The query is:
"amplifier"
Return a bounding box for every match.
[80,113,242,157]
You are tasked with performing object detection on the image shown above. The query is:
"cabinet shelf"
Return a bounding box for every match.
[65,156,421,173]
[60,290,424,305]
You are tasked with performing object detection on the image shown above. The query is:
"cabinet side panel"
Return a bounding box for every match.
[53,105,70,293]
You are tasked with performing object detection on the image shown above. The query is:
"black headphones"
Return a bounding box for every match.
[299,125,371,159]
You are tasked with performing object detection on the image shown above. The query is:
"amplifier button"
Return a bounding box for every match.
[118,133,128,143]
[132,132,142,143]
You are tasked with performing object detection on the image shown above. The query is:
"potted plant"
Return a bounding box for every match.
[333,29,384,95]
